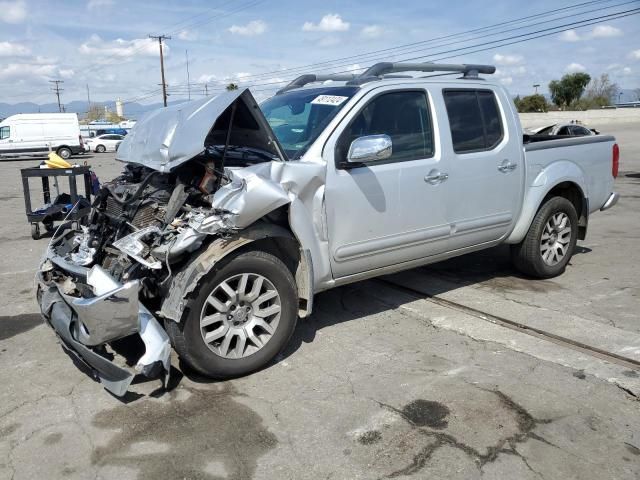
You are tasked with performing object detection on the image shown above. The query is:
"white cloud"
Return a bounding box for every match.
[630,49,640,60]
[559,25,622,42]
[361,25,383,38]
[228,20,267,36]
[0,41,30,56]
[565,62,586,73]
[493,53,523,65]
[197,73,218,84]
[590,25,622,38]
[303,14,350,32]
[59,68,74,78]
[87,0,114,10]
[499,77,513,86]
[607,63,632,76]
[559,30,581,42]
[177,29,197,41]
[78,35,161,59]
[0,62,56,81]
[0,0,27,23]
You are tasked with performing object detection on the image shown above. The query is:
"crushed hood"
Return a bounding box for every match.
[116,88,286,172]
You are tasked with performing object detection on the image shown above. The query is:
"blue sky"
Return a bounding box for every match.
[1,0,639,109]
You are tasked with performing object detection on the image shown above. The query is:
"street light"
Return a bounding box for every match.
[533,84,540,94]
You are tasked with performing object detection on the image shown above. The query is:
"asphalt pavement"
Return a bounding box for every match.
[0,123,638,480]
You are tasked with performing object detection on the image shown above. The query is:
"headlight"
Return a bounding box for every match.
[113,226,162,269]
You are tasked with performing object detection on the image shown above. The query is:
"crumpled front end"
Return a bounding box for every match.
[34,88,325,396]
[38,249,171,397]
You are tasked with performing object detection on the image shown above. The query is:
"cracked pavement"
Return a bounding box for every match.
[0,123,639,479]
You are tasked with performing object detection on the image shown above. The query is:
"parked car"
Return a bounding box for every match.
[529,122,600,136]
[36,62,619,396]
[0,113,84,159]
[85,134,124,153]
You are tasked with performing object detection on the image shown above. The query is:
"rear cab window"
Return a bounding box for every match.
[442,89,504,153]
[0,126,9,140]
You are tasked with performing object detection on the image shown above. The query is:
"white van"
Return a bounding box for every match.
[0,113,85,159]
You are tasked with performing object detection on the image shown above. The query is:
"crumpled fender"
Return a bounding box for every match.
[160,223,308,322]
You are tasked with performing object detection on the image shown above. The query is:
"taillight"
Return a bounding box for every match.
[612,143,619,178]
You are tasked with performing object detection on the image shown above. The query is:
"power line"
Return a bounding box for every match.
[121,5,640,105]
[79,0,267,76]
[49,80,64,112]
[149,35,171,107]
[195,0,626,84]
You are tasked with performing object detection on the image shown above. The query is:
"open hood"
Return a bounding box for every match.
[116,88,287,172]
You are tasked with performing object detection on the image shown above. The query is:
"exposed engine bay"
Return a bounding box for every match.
[36,88,312,396]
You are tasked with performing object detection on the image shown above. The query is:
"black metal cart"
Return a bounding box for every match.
[20,166,93,239]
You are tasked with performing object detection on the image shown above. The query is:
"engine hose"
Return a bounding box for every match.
[105,170,161,206]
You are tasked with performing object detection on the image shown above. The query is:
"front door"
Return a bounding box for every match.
[324,88,451,278]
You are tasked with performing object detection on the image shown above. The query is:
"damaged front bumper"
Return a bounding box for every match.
[37,257,171,397]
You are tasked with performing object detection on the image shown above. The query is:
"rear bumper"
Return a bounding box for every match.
[600,192,619,211]
[37,263,171,397]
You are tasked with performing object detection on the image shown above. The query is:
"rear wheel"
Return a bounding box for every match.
[511,196,578,278]
[166,250,298,378]
[57,147,72,159]
[95,145,106,153]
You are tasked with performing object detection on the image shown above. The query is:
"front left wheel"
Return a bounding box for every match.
[166,250,298,379]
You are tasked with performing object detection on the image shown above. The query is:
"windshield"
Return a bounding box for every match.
[260,86,358,159]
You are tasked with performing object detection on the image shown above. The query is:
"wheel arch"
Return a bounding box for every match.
[506,173,589,244]
[160,221,314,323]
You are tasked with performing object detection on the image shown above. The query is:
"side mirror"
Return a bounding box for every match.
[347,134,392,163]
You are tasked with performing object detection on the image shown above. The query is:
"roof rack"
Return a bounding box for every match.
[347,62,496,85]
[275,62,496,94]
[277,74,357,94]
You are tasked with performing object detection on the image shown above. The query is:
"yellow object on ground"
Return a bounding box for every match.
[45,152,72,169]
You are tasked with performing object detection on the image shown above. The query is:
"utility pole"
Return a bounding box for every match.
[86,84,91,116]
[185,50,191,100]
[533,84,540,95]
[49,80,64,112]
[204,83,208,96]
[149,34,171,107]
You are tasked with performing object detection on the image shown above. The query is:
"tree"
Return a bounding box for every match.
[514,94,548,113]
[548,72,591,109]
[584,73,619,107]
[226,83,239,91]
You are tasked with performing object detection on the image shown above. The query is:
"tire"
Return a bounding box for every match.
[57,147,72,159]
[31,223,40,240]
[511,196,578,279]
[95,145,106,153]
[166,250,298,379]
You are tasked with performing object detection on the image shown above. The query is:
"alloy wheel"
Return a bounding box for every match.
[199,273,281,359]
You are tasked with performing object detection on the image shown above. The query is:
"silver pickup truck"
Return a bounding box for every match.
[36,62,619,395]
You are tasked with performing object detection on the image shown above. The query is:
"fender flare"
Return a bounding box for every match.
[160,222,314,322]
[506,160,587,244]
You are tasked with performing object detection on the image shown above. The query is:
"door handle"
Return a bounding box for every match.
[498,162,517,173]
[424,171,449,184]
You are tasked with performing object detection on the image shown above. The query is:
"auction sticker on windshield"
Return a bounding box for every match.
[311,95,349,106]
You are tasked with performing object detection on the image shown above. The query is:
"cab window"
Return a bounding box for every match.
[0,126,9,140]
[336,90,434,165]
[443,89,504,153]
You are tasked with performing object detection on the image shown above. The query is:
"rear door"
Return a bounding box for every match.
[324,86,451,278]
[440,87,523,249]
